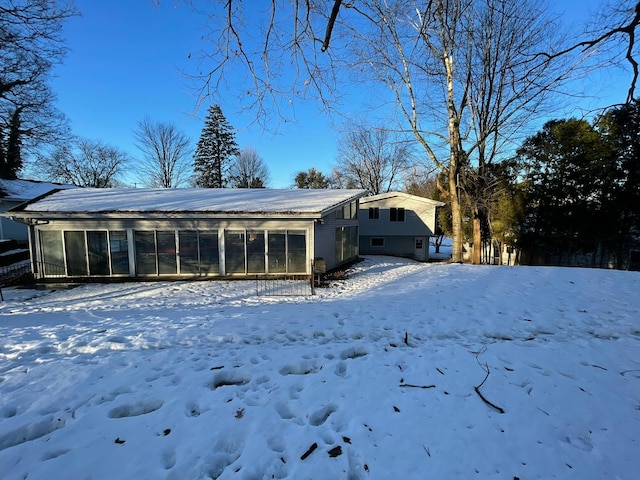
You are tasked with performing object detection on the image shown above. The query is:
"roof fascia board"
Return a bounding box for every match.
[3,211,323,221]
[360,192,444,207]
[319,191,367,216]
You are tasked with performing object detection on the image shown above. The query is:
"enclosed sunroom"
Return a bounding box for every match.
[5,188,365,280]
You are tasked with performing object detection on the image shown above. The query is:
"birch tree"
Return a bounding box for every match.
[185,0,570,262]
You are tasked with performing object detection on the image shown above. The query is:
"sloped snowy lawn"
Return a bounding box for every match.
[0,257,639,479]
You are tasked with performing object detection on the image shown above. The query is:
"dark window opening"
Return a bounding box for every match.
[390,207,405,222]
[371,237,384,247]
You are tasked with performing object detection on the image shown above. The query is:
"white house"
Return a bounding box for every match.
[4,188,366,280]
[359,192,444,261]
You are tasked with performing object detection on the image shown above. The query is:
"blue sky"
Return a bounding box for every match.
[49,0,631,188]
[50,0,339,188]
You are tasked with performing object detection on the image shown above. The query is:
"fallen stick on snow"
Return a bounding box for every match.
[300,442,318,460]
[474,366,505,414]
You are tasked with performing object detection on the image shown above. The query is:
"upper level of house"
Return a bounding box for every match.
[359,191,444,237]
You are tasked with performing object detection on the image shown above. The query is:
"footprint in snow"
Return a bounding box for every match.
[204,437,242,479]
[340,346,369,360]
[0,416,66,452]
[185,401,203,417]
[1,404,18,418]
[95,386,132,405]
[209,370,252,389]
[334,361,348,377]
[279,361,320,376]
[162,447,177,470]
[108,399,164,418]
[275,401,296,421]
[309,404,338,426]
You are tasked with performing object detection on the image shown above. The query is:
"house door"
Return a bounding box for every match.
[414,237,426,261]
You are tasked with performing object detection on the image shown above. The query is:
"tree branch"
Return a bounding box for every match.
[321,0,343,52]
[536,1,640,102]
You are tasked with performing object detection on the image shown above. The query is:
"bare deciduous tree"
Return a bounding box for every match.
[229,147,269,188]
[36,138,129,187]
[550,0,640,103]
[335,127,413,195]
[0,1,77,156]
[185,0,572,262]
[133,118,192,188]
[461,0,569,263]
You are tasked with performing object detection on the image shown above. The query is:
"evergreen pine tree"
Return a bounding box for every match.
[0,128,6,178]
[5,110,22,179]
[193,105,239,187]
[0,110,22,180]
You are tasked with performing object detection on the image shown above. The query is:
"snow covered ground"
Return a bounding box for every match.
[0,256,639,479]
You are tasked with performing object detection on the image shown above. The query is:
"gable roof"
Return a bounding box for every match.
[7,188,367,218]
[0,179,77,202]
[359,191,445,207]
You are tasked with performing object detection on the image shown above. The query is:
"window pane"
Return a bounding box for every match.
[87,231,110,275]
[135,231,157,275]
[390,207,405,222]
[40,230,64,276]
[349,226,358,258]
[157,231,177,275]
[64,231,88,276]
[225,230,245,274]
[179,231,199,274]
[268,232,286,273]
[110,231,129,275]
[335,227,344,264]
[199,231,219,274]
[246,230,265,273]
[288,231,307,273]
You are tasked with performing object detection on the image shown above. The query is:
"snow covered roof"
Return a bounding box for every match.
[9,188,367,217]
[360,191,445,207]
[0,179,77,202]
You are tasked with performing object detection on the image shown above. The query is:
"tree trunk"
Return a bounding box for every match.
[444,40,464,264]
[449,169,464,263]
[472,213,482,265]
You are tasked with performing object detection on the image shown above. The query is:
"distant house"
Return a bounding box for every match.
[0,179,77,242]
[359,192,444,261]
[3,188,365,280]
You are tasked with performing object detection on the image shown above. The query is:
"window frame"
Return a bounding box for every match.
[390,207,406,222]
[371,237,385,247]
